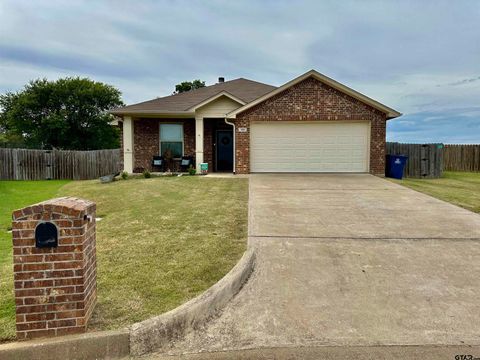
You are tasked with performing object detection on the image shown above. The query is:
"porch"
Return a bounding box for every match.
[121,116,234,174]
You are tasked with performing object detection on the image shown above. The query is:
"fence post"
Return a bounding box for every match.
[44,151,52,180]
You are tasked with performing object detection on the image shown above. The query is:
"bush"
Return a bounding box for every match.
[188,165,196,176]
[143,170,151,178]
[121,171,128,180]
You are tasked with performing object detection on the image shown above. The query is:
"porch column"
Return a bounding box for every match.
[195,116,204,171]
[123,116,134,173]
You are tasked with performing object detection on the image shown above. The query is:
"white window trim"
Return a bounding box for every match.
[159,123,184,159]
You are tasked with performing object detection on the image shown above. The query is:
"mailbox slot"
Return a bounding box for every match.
[35,222,58,248]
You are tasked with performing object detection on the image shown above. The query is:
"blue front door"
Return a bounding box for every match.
[216,130,233,171]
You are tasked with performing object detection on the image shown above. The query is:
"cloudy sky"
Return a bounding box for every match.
[1,0,479,143]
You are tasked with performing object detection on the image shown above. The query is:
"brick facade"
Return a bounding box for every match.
[233,77,387,175]
[203,120,214,171]
[12,197,96,340]
[133,118,195,172]
[129,118,231,173]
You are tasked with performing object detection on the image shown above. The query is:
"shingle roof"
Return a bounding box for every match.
[111,78,276,114]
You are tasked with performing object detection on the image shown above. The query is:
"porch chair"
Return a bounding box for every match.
[180,156,194,172]
[152,156,164,172]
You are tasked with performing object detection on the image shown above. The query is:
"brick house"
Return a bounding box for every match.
[111,70,401,175]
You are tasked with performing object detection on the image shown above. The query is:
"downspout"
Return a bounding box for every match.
[224,117,236,174]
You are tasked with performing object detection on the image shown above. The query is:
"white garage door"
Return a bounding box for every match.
[250,121,370,172]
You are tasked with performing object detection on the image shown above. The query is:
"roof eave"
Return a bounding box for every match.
[387,112,402,120]
[109,110,195,118]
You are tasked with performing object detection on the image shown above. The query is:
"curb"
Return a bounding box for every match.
[0,329,129,360]
[0,249,255,359]
[130,248,256,356]
[143,344,480,360]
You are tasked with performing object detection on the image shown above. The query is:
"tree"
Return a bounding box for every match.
[173,79,206,94]
[0,77,123,150]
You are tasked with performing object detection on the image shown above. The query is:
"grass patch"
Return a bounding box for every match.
[390,171,480,214]
[0,180,70,341]
[0,176,248,341]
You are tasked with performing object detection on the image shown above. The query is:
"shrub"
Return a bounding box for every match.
[143,170,151,178]
[121,171,128,180]
[188,165,196,176]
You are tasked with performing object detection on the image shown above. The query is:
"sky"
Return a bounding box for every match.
[0,0,479,144]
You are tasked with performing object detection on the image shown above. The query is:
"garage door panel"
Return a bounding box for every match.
[351,136,365,145]
[337,136,353,145]
[250,122,369,173]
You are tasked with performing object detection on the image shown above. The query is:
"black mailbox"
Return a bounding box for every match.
[35,222,58,248]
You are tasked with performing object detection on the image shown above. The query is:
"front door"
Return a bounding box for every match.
[216,130,233,172]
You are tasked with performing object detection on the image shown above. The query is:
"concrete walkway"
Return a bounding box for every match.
[149,174,480,358]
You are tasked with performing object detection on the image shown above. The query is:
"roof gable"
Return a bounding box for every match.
[227,70,401,119]
[187,91,246,111]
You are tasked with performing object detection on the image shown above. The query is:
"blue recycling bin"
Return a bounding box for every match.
[386,155,408,179]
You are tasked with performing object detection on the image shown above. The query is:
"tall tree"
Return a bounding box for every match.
[173,79,206,94]
[0,77,123,150]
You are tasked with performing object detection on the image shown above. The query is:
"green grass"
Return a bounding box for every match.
[0,176,248,341]
[391,171,480,214]
[0,180,70,341]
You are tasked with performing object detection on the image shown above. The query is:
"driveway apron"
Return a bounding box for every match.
[164,174,480,354]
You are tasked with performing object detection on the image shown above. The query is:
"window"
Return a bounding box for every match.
[160,124,183,158]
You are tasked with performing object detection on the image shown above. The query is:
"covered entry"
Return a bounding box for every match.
[250,121,370,173]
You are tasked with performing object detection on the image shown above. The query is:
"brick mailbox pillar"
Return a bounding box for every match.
[12,197,97,340]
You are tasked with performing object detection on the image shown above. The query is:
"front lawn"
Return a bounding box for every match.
[391,171,480,214]
[0,176,248,341]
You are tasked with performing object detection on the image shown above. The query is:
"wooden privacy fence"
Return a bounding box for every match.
[386,142,443,178]
[0,148,121,180]
[443,145,480,172]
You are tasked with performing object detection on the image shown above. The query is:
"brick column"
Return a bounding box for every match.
[234,117,250,174]
[12,197,97,340]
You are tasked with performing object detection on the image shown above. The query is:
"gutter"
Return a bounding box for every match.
[224,118,236,174]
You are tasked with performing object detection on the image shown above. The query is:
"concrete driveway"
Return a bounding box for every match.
[158,174,480,357]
